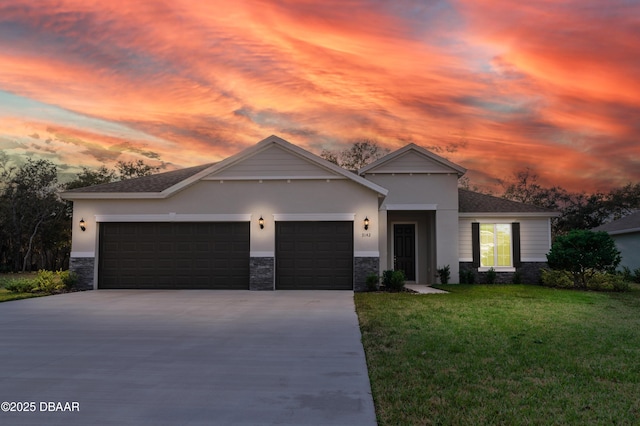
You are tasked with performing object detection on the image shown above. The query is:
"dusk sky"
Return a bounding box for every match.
[0,0,638,192]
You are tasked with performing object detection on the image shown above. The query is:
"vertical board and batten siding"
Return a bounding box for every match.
[365,151,454,173]
[459,218,551,261]
[209,145,336,178]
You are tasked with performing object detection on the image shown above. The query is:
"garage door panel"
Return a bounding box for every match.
[99,222,249,289]
[276,221,353,290]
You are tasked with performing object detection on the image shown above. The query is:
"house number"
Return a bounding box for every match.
[361,232,371,238]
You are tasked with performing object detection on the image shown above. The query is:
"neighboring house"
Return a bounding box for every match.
[592,211,640,271]
[61,135,559,290]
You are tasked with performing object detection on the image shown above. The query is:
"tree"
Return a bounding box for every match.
[320,139,389,171]
[546,230,621,288]
[64,166,117,190]
[0,159,67,271]
[116,160,161,179]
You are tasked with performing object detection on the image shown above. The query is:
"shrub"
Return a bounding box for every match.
[382,270,406,292]
[34,269,65,294]
[4,278,38,293]
[588,272,629,292]
[58,270,79,290]
[437,265,451,284]
[541,269,574,288]
[547,230,621,289]
[460,268,475,284]
[485,267,497,284]
[366,273,379,292]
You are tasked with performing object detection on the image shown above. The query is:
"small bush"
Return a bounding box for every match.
[366,273,379,292]
[4,278,38,293]
[588,272,629,292]
[33,270,68,294]
[541,269,574,288]
[382,270,406,292]
[58,270,79,290]
[437,265,451,284]
[485,267,497,284]
[460,269,475,284]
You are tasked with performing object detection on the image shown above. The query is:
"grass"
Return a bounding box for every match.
[356,284,640,425]
[0,273,43,303]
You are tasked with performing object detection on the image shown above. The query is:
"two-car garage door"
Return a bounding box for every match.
[98,222,250,289]
[98,221,354,290]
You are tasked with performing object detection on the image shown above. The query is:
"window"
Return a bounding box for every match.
[480,224,511,267]
[472,222,521,270]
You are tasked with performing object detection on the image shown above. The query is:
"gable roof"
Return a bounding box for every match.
[61,135,388,200]
[458,189,560,217]
[592,210,640,235]
[359,143,467,176]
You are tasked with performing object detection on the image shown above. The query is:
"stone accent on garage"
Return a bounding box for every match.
[250,257,275,290]
[459,262,547,285]
[70,257,95,290]
[354,257,379,292]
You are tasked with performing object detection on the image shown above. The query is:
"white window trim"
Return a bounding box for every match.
[480,223,514,269]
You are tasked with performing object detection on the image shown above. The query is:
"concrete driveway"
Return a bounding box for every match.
[0,291,377,425]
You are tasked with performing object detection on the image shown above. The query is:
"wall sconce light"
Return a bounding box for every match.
[364,216,369,230]
[79,218,86,232]
[259,216,264,229]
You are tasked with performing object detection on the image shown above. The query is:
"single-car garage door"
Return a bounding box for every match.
[276,221,353,290]
[98,222,249,289]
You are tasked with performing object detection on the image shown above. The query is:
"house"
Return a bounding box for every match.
[592,211,640,271]
[61,135,559,290]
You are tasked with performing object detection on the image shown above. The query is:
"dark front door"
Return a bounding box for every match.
[394,224,416,281]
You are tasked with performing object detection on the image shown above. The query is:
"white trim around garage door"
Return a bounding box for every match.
[95,213,252,222]
[272,213,355,221]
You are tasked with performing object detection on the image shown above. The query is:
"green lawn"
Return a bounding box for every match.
[356,284,640,425]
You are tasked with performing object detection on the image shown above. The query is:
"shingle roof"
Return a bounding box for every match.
[592,210,640,234]
[458,189,558,214]
[63,163,215,194]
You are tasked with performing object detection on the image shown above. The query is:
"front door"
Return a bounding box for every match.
[394,224,416,281]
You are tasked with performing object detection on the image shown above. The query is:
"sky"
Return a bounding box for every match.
[0,0,638,192]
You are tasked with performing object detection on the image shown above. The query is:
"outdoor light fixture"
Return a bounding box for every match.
[259,216,264,229]
[79,218,86,232]
[364,217,370,230]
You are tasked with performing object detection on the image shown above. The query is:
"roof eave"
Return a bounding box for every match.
[459,212,561,218]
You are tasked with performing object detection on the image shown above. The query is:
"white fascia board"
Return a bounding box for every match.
[606,227,640,236]
[383,204,438,211]
[273,213,355,221]
[458,212,561,218]
[202,175,345,181]
[61,192,168,200]
[354,251,380,257]
[96,214,251,222]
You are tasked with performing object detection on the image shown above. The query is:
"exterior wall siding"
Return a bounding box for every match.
[459,217,552,262]
[612,232,640,270]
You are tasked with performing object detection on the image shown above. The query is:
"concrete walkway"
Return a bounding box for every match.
[0,291,377,426]
[405,284,449,294]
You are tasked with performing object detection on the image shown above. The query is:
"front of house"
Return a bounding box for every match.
[62,135,558,290]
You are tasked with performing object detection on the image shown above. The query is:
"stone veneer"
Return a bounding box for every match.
[250,257,275,290]
[69,257,95,290]
[459,262,547,285]
[354,257,379,292]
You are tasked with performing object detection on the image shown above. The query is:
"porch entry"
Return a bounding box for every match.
[393,224,416,281]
